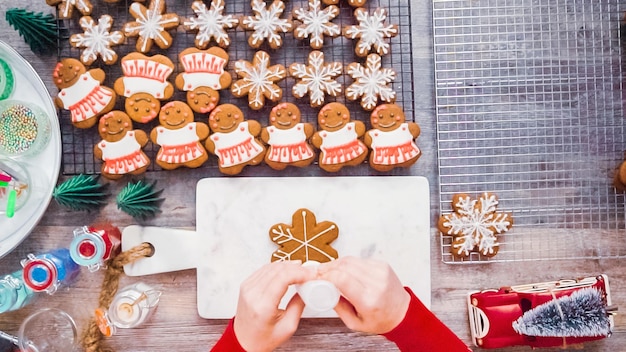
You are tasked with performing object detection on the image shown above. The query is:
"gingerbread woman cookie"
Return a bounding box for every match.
[270,208,339,263]
[205,104,266,175]
[289,50,342,108]
[364,103,421,172]
[175,47,231,114]
[343,7,398,57]
[46,0,92,20]
[70,15,125,65]
[240,0,293,49]
[114,53,175,124]
[231,51,286,110]
[124,0,180,53]
[150,101,210,170]
[94,111,150,180]
[53,58,116,129]
[183,0,239,49]
[293,0,340,49]
[261,103,315,170]
[311,102,367,172]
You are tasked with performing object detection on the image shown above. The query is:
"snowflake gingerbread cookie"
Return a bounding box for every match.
[183,0,239,49]
[46,0,92,20]
[438,193,513,259]
[293,0,340,49]
[270,208,339,263]
[343,7,398,57]
[70,15,125,65]
[289,50,342,108]
[322,0,366,7]
[231,51,286,110]
[124,0,180,53]
[346,53,396,111]
[240,0,293,49]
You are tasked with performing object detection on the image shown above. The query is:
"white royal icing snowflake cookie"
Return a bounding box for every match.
[289,51,342,108]
[240,0,293,49]
[343,7,398,57]
[46,0,92,20]
[183,0,239,49]
[322,0,366,7]
[231,51,286,110]
[70,15,125,65]
[124,0,180,53]
[438,193,513,259]
[346,53,396,111]
[293,0,340,49]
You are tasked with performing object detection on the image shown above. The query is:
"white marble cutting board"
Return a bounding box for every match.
[123,176,431,319]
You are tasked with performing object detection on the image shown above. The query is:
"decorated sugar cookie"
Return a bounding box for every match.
[175,47,231,114]
[311,102,367,172]
[183,0,239,49]
[46,0,92,20]
[322,0,366,7]
[53,58,116,129]
[114,53,175,124]
[343,7,398,57]
[293,0,340,49]
[205,104,266,175]
[123,0,180,53]
[94,111,150,180]
[231,51,286,110]
[346,53,396,111]
[150,101,210,170]
[261,103,315,170]
[240,0,293,49]
[289,50,342,108]
[70,15,125,65]
[364,103,421,172]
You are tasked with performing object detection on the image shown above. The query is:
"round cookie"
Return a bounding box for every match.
[94,111,150,180]
[205,104,266,175]
[261,103,315,170]
[53,58,116,129]
[310,102,367,172]
[364,103,421,172]
[150,101,210,170]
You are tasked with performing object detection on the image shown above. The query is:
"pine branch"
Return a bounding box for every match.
[52,174,109,211]
[116,180,164,220]
[5,8,60,55]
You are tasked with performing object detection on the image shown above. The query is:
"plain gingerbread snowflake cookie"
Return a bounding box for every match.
[293,0,340,49]
[183,0,239,49]
[231,51,286,110]
[70,15,125,65]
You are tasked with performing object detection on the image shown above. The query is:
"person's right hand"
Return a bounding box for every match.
[317,256,411,335]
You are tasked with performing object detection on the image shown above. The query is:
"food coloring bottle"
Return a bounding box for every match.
[69,223,122,271]
[0,270,35,313]
[21,248,80,294]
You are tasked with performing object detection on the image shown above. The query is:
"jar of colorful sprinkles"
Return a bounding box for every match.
[0,100,50,157]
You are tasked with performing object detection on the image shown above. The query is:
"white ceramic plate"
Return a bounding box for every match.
[0,40,61,257]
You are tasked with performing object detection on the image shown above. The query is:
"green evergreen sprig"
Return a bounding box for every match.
[5,8,60,55]
[52,174,109,211]
[116,180,164,220]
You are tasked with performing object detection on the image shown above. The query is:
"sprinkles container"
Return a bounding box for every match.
[0,100,50,157]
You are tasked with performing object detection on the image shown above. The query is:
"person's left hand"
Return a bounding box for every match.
[233,260,316,352]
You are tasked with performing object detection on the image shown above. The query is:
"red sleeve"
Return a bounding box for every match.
[210,318,246,352]
[383,287,472,352]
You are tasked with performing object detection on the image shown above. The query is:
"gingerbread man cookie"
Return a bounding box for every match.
[94,111,150,180]
[53,58,116,129]
[364,104,421,172]
[114,53,175,124]
[293,0,340,49]
[240,0,293,49]
[261,103,315,170]
[289,50,342,108]
[346,53,397,111]
[205,104,266,175]
[231,51,286,110]
[175,47,231,114]
[183,0,239,49]
[46,0,92,20]
[150,101,210,170]
[343,8,398,57]
[124,0,180,53]
[70,15,125,65]
[311,102,367,172]
[270,208,339,263]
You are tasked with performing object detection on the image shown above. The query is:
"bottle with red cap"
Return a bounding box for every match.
[69,223,122,272]
[21,248,80,294]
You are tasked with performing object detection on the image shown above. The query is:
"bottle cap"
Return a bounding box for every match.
[21,254,58,293]
[95,308,115,337]
[297,280,340,312]
[70,228,106,271]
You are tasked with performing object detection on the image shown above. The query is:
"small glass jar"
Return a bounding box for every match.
[21,248,81,294]
[17,308,77,352]
[69,223,122,272]
[96,282,161,337]
[0,100,51,158]
[0,269,35,313]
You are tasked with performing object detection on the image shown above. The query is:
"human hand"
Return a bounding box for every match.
[317,256,411,335]
[233,260,317,352]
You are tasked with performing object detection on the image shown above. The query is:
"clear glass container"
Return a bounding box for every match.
[17,308,77,352]
[0,100,51,158]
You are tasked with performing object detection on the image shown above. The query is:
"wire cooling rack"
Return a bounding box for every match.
[55,0,414,175]
[433,0,626,263]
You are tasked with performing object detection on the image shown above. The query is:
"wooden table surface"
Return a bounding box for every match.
[0,1,625,351]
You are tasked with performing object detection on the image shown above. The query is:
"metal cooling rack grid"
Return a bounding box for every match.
[55,0,415,175]
[433,0,626,263]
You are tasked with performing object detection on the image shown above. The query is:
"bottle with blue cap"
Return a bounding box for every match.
[21,248,80,294]
[0,270,35,313]
[69,223,122,272]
